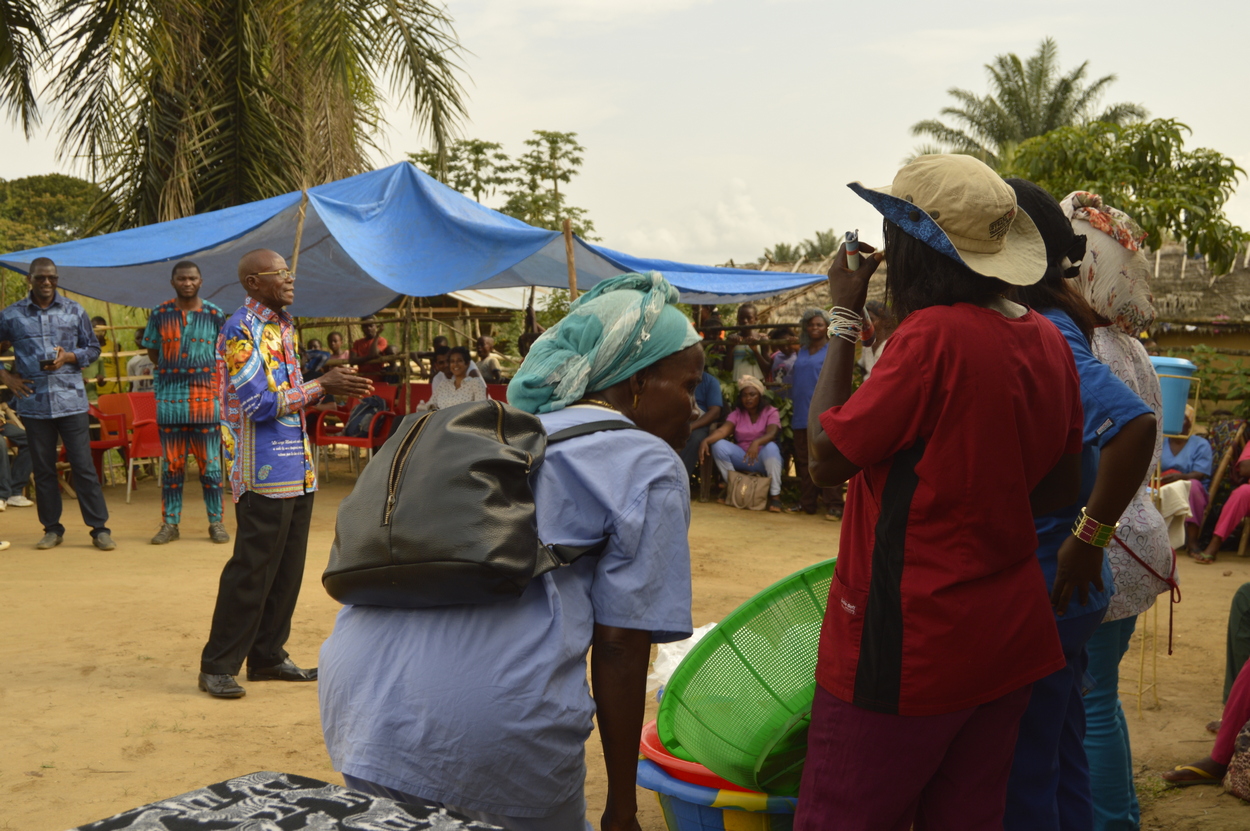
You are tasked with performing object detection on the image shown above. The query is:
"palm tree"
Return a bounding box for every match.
[47,0,467,231]
[0,0,47,138]
[910,38,1146,170]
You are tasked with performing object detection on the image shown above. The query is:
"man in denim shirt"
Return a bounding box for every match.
[0,258,114,550]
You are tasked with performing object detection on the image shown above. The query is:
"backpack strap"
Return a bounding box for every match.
[546,419,637,444]
[539,419,638,569]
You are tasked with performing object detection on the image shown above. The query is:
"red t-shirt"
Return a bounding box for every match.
[816,303,1083,716]
[352,336,389,381]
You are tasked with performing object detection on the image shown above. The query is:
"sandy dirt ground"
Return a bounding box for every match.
[1,469,1249,830]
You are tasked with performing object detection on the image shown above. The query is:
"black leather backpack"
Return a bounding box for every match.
[323,399,634,608]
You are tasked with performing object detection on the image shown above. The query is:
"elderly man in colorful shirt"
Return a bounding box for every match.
[0,258,115,551]
[198,249,372,699]
[140,260,230,545]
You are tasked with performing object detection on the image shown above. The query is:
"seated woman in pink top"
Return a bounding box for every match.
[699,375,783,512]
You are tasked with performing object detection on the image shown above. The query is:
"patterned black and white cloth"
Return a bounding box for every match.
[71,771,502,830]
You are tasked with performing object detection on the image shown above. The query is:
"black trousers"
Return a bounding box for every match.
[26,412,110,537]
[200,490,314,676]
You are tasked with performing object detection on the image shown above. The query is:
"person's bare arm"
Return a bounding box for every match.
[1030,454,1082,517]
[1051,412,1157,613]
[808,244,880,487]
[699,422,735,462]
[319,366,373,400]
[0,367,31,398]
[147,348,159,365]
[591,624,651,831]
[691,404,721,431]
[745,422,780,465]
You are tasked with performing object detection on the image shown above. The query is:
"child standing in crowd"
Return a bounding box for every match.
[796,154,1085,831]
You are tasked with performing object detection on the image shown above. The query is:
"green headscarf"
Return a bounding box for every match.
[508,272,700,414]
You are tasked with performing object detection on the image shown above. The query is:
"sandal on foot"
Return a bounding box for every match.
[1162,764,1224,787]
[1207,720,1222,735]
[1189,550,1216,565]
[768,497,783,513]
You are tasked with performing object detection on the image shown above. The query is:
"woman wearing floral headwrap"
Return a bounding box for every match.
[1064,191,1177,831]
[321,273,704,831]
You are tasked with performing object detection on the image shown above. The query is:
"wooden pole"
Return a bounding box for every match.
[401,296,413,405]
[290,188,310,272]
[104,302,123,391]
[562,218,578,300]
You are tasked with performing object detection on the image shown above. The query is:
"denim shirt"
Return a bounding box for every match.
[0,292,100,419]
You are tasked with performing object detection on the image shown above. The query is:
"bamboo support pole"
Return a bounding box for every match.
[103,303,123,389]
[291,189,309,272]
[563,218,578,300]
[401,296,414,393]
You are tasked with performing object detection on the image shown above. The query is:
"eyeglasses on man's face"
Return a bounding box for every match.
[30,273,58,284]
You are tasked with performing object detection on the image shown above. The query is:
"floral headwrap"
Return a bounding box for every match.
[1061,192,1156,336]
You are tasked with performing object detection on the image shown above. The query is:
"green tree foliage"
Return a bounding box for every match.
[802,229,840,260]
[758,230,837,264]
[0,173,102,243]
[502,130,595,237]
[413,129,598,238]
[47,0,467,232]
[1003,118,1249,274]
[0,0,45,138]
[411,138,514,202]
[0,172,105,307]
[911,38,1146,169]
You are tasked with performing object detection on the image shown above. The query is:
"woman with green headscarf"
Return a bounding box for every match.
[321,273,705,831]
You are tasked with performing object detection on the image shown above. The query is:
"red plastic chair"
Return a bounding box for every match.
[125,394,162,503]
[85,404,128,484]
[486,383,508,402]
[312,387,396,475]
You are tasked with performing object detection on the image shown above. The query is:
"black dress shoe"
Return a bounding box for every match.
[246,659,317,682]
[198,672,245,698]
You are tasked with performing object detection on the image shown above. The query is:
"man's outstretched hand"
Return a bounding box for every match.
[319,366,373,399]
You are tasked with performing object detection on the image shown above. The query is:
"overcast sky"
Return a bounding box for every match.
[3,0,1247,266]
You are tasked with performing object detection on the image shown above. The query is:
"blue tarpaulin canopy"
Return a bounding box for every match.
[0,162,821,317]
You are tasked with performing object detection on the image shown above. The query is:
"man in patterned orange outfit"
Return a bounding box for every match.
[141,261,229,545]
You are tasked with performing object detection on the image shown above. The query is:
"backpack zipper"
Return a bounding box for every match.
[494,398,505,444]
[383,412,432,525]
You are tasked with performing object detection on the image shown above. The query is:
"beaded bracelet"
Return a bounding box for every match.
[827,305,863,344]
[1071,507,1118,548]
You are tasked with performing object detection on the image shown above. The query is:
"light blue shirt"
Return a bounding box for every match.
[790,342,828,429]
[319,405,694,816]
[0,292,100,419]
[1160,434,1213,485]
[1035,309,1151,619]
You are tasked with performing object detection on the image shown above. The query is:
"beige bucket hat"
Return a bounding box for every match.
[848,154,1048,286]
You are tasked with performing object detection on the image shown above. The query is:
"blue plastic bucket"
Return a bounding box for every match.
[637,759,797,830]
[1149,357,1197,435]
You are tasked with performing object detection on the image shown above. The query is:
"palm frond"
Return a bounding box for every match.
[0,0,45,137]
